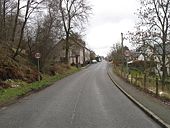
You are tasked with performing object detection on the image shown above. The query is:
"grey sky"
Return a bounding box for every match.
[85,0,140,56]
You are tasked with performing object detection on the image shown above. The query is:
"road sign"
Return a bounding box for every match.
[124,50,130,57]
[35,53,41,81]
[35,52,41,59]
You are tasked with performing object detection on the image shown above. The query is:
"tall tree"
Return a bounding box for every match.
[134,0,170,90]
[2,0,6,40]
[59,0,91,63]
[0,0,2,41]
[0,0,16,42]
[13,0,44,59]
[11,0,20,43]
[27,0,64,70]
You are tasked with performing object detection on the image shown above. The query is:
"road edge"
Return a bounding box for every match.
[0,67,81,108]
[107,66,170,128]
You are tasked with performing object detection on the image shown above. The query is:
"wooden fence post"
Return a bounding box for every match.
[156,77,159,96]
[135,74,137,86]
[127,73,129,81]
[131,75,133,84]
[143,73,146,89]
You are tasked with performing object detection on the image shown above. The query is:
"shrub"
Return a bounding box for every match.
[50,63,71,76]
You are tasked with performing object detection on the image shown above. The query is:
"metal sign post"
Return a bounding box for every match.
[35,53,41,81]
[124,50,130,78]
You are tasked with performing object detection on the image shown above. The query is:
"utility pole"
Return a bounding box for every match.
[121,33,124,76]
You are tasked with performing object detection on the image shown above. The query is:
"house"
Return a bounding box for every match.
[153,44,170,76]
[53,37,91,66]
[84,47,91,63]
[133,44,170,76]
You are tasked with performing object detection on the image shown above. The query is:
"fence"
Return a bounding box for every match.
[113,65,170,100]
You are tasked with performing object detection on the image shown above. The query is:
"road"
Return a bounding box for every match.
[0,61,161,128]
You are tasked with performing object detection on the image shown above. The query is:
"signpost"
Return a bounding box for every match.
[124,50,130,57]
[35,53,41,81]
[124,50,130,78]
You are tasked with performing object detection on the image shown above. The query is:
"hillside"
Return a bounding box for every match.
[0,44,39,88]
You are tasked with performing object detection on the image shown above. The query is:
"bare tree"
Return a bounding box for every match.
[26,0,64,70]
[2,0,6,40]
[0,0,2,41]
[11,0,20,43]
[133,0,170,90]
[59,0,91,63]
[13,0,45,59]
[0,0,16,42]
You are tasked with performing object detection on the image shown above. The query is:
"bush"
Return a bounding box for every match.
[50,63,71,76]
[0,58,38,83]
[0,82,11,89]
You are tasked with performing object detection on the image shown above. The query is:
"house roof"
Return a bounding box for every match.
[56,37,91,53]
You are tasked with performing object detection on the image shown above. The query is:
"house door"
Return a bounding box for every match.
[76,55,79,67]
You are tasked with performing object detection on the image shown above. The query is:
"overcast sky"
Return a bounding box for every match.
[85,0,140,57]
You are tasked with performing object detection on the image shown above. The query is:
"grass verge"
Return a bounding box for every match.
[112,65,170,103]
[0,66,80,107]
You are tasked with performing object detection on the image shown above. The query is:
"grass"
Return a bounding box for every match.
[0,66,80,106]
[112,65,170,101]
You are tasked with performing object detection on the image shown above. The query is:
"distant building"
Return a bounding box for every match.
[132,44,170,76]
[53,37,91,66]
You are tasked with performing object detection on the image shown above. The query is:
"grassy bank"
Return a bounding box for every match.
[0,66,80,106]
[112,65,170,101]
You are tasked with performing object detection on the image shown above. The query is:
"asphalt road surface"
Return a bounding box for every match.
[0,61,161,128]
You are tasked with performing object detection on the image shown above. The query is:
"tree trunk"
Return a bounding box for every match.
[144,73,146,89]
[0,0,2,41]
[2,0,6,40]
[13,20,27,59]
[13,0,30,59]
[143,41,146,89]
[11,0,20,42]
[27,38,32,57]
[161,34,166,91]
[162,50,166,91]
[65,34,69,64]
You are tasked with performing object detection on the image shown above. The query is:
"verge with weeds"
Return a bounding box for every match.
[0,66,80,106]
[112,65,170,103]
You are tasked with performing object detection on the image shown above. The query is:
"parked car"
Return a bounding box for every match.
[92,59,97,63]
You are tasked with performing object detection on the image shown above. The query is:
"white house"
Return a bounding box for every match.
[54,38,91,66]
[135,44,170,76]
